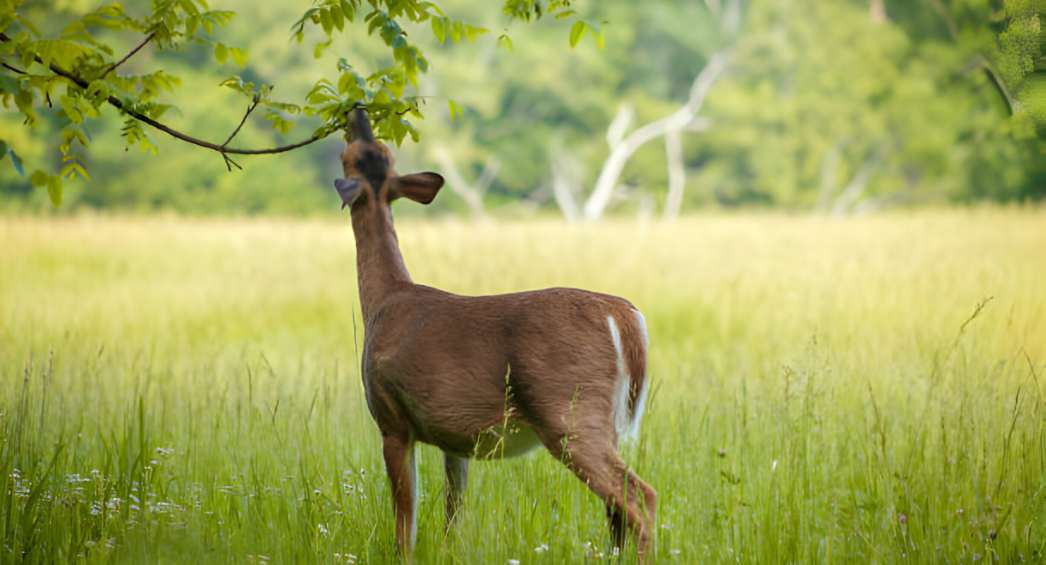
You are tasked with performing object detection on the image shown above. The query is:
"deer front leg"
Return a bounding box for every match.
[443,452,469,531]
[382,435,417,556]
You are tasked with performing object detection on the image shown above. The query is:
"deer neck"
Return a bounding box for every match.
[351,203,411,321]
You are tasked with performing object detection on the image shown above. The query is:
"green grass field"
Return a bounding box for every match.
[1,210,1045,564]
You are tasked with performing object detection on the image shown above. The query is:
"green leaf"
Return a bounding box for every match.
[448,99,461,121]
[31,170,49,187]
[464,24,488,42]
[497,33,513,51]
[229,47,248,67]
[319,8,333,34]
[431,16,446,43]
[330,4,345,31]
[47,177,62,207]
[9,148,24,176]
[61,160,90,181]
[569,20,586,48]
[214,42,228,63]
[0,141,6,160]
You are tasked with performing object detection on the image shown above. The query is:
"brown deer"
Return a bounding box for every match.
[334,109,655,558]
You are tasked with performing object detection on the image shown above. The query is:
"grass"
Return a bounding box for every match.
[1,209,1045,564]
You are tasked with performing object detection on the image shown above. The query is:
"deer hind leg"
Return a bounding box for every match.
[547,436,657,558]
[382,435,418,555]
[443,452,468,531]
[606,502,627,549]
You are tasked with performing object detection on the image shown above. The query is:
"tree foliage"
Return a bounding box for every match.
[0,0,585,205]
[0,0,1042,214]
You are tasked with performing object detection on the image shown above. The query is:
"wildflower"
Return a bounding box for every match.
[771,459,779,472]
[318,523,330,537]
[534,543,549,553]
[508,560,520,565]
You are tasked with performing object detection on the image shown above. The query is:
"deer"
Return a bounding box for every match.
[334,108,655,559]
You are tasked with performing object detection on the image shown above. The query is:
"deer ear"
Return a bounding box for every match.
[392,172,444,205]
[334,178,362,209]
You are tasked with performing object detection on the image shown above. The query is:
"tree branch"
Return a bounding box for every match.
[219,96,261,170]
[2,61,27,75]
[100,32,155,78]
[0,32,333,157]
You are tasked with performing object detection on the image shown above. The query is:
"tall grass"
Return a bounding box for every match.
[1,210,1044,563]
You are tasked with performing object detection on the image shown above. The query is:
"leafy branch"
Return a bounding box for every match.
[0,0,594,206]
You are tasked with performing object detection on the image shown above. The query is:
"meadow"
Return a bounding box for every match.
[1,209,1044,564]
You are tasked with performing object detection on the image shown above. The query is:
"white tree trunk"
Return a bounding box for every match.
[433,147,496,221]
[663,129,685,221]
[582,51,729,221]
[831,157,878,216]
[550,155,580,222]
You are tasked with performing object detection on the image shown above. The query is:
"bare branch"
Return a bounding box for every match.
[100,32,155,78]
[968,55,1020,115]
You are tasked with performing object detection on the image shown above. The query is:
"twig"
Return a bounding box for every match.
[220,96,261,170]
[2,61,26,74]
[0,32,333,156]
[100,32,155,78]
[222,96,260,148]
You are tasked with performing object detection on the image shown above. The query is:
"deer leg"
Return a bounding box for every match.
[382,435,417,555]
[551,438,657,558]
[606,503,627,549]
[443,452,469,531]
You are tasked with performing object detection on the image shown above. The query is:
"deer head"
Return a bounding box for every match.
[334,108,445,210]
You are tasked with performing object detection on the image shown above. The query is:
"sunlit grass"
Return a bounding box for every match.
[1,209,1045,563]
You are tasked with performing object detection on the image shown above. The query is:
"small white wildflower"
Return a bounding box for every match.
[155,447,175,456]
[534,543,549,553]
[771,459,779,472]
[318,523,329,537]
[669,548,682,556]
[508,560,520,565]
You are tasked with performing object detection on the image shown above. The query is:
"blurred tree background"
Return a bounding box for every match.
[1,0,1043,217]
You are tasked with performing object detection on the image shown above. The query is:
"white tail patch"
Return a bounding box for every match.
[607,315,632,441]
[623,309,650,442]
